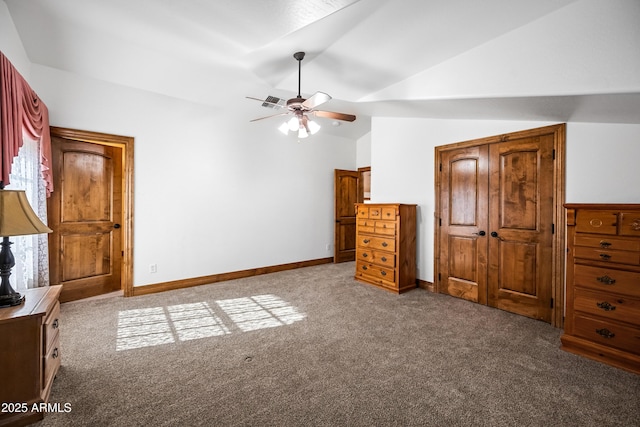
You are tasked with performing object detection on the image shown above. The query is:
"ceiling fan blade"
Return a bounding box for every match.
[313,110,356,122]
[301,91,331,110]
[246,96,286,109]
[250,112,290,122]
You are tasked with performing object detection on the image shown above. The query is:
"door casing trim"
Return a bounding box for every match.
[434,123,566,327]
[49,126,135,297]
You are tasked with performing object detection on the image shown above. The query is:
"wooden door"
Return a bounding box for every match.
[437,126,562,323]
[334,169,358,263]
[487,134,555,322]
[439,145,489,304]
[48,137,123,302]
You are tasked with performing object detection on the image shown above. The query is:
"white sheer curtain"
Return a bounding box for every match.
[6,136,50,290]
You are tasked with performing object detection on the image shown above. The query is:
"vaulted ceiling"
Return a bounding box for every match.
[4,0,640,139]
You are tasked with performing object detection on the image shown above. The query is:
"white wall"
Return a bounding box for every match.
[365,0,640,101]
[0,1,30,77]
[356,132,371,168]
[29,64,356,287]
[371,117,640,283]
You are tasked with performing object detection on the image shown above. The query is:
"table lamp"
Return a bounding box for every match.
[0,184,52,307]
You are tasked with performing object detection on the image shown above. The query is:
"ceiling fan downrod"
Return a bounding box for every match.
[293,51,305,99]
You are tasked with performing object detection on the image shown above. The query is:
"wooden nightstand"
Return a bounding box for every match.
[0,285,62,426]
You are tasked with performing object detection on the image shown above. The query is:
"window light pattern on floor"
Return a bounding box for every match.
[116,295,305,351]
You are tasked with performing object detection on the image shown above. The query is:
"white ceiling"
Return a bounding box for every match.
[4,0,640,139]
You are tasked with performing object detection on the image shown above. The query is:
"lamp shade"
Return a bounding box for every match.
[0,189,52,237]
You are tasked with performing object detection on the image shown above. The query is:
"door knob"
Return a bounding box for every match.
[473,231,486,236]
[114,223,121,229]
[490,231,498,238]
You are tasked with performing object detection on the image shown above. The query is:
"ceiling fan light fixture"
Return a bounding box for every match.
[307,119,320,135]
[298,127,309,139]
[287,116,299,132]
[278,122,290,135]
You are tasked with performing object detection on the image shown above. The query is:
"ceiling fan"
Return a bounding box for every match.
[247,52,356,138]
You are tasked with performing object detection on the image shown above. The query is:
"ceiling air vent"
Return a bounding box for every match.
[263,96,286,109]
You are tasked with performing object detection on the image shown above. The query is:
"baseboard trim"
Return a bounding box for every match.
[417,279,434,292]
[131,257,334,297]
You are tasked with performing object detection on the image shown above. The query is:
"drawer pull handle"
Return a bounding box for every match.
[595,328,615,339]
[632,219,640,231]
[382,242,388,247]
[363,239,370,244]
[52,348,59,359]
[596,275,616,285]
[52,319,59,329]
[596,301,616,311]
[381,257,387,262]
[599,253,612,260]
[599,241,611,248]
[362,265,368,271]
[381,271,387,276]
[362,253,368,258]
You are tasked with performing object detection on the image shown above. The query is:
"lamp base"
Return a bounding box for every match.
[0,292,24,308]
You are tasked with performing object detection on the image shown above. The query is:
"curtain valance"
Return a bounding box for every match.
[0,51,53,196]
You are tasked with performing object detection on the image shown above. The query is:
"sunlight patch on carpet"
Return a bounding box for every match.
[116,295,305,351]
[216,294,306,332]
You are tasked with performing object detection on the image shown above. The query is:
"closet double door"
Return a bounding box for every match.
[437,126,561,323]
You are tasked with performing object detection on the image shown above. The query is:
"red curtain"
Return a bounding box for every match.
[0,51,53,196]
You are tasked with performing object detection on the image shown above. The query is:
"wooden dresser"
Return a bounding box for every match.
[0,285,62,426]
[561,204,640,374]
[355,203,417,293]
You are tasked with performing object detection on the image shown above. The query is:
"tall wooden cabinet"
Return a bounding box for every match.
[562,204,640,374]
[0,285,62,426]
[354,203,416,293]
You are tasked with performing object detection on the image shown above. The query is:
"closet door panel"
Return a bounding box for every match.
[439,145,489,305]
[487,136,555,322]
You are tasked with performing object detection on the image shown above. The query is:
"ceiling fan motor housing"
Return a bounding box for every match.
[287,97,306,109]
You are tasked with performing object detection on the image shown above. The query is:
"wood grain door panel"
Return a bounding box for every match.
[439,145,489,305]
[438,127,559,323]
[487,136,554,322]
[48,137,122,302]
[334,169,359,263]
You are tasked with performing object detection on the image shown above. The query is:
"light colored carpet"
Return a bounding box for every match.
[36,262,640,426]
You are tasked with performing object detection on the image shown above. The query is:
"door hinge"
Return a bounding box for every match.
[439,163,442,172]
[439,218,442,226]
[552,224,555,234]
[438,273,441,282]
[552,149,556,160]
[550,298,554,309]
[122,251,125,256]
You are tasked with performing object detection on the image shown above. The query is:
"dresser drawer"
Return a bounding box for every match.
[575,235,640,252]
[358,235,396,252]
[575,210,618,235]
[574,288,640,326]
[620,211,640,237]
[44,302,61,353]
[43,335,61,391]
[573,314,640,355]
[357,249,395,268]
[368,207,382,219]
[375,221,395,236]
[356,261,395,283]
[357,206,370,219]
[358,219,375,233]
[574,265,640,298]
[380,207,396,220]
[573,247,639,265]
